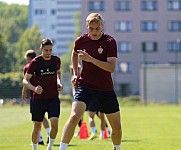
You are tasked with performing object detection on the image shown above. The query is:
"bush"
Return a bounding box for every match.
[118,95,141,106]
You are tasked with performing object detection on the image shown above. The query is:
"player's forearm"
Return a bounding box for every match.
[22,78,35,92]
[90,57,116,73]
[72,51,79,76]
[22,86,27,93]
[57,69,62,84]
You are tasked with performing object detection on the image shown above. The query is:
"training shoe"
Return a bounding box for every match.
[38,140,44,145]
[88,134,96,140]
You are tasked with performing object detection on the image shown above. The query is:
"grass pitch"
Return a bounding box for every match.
[0,104,181,150]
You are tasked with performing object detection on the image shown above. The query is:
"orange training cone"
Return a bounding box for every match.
[103,127,108,139]
[80,122,89,139]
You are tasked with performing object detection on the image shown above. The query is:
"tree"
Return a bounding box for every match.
[14,25,42,71]
[0,2,28,43]
[0,34,9,73]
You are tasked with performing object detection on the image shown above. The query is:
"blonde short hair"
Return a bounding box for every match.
[86,13,104,25]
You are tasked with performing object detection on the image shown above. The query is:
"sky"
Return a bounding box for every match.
[0,0,29,5]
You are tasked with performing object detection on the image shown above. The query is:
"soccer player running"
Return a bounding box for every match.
[59,13,122,150]
[22,49,51,145]
[23,39,63,150]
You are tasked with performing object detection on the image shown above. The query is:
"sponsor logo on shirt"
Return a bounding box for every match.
[40,68,55,76]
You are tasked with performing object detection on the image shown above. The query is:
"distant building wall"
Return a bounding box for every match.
[140,64,181,103]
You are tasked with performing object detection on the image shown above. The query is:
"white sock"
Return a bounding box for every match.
[46,128,50,136]
[47,137,55,149]
[114,144,121,150]
[59,142,68,150]
[91,127,96,134]
[32,143,38,150]
[107,127,111,133]
[100,130,104,138]
[39,131,43,142]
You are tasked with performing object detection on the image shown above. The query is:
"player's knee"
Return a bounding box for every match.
[70,113,81,124]
[111,123,122,131]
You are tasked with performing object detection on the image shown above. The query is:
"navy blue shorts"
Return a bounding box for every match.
[30,99,32,113]
[74,86,120,114]
[87,98,104,113]
[31,98,60,122]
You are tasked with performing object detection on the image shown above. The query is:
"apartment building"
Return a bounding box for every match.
[28,0,181,97]
[81,0,181,97]
[28,0,81,55]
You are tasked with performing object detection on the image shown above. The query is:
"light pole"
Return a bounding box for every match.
[175,38,180,104]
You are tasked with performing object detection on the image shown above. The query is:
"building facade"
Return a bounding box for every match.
[81,0,181,97]
[28,0,181,97]
[140,64,181,103]
[28,0,81,55]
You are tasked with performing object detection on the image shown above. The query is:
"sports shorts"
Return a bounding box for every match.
[31,98,60,121]
[74,86,120,114]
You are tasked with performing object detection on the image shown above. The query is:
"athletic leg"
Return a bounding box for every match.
[59,101,86,150]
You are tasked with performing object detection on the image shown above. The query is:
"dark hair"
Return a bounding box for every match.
[25,50,36,59]
[41,38,53,47]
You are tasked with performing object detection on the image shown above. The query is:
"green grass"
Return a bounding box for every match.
[0,104,181,150]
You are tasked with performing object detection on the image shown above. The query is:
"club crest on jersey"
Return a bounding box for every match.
[98,46,103,54]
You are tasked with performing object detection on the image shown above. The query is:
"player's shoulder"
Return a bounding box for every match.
[103,33,116,42]
[52,55,61,63]
[24,63,29,68]
[23,63,29,71]
[33,55,41,61]
[75,33,89,41]
[51,55,59,59]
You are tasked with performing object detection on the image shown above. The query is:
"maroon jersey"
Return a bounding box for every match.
[74,33,117,91]
[27,55,60,99]
[23,63,35,98]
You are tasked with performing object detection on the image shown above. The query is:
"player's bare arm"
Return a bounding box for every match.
[23,73,43,94]
[77,50,116,73]
[22,86,27,101]
[71,51,79,86]
[57,69,63,91]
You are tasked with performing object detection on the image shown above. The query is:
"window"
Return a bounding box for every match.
[88,1,105,11]
[51,9,56,15]
[118,83,131,97]
[168,0,181,10]
[142,42,158,52]
[115,1,131,11]
[141,21,158,31]
[117,62,131,73]
[168,41,181,52]
[168,21,181,31]
[118,41,132,52]
[141,0,158,11]
[35,9,46,15]
[115,21,131,32]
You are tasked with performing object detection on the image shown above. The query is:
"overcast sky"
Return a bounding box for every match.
[0,0,29,5]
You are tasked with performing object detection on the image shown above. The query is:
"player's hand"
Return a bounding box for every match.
[77,50,92,62]
[57,83,63,91]
[72,75,78,86]
[34,85,43,94]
